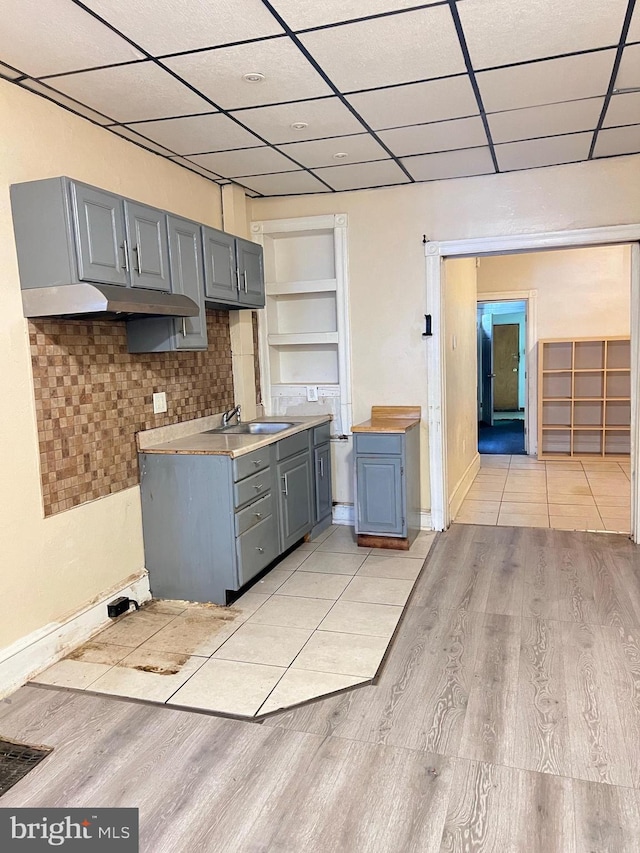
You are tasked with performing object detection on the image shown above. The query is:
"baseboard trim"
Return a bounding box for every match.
[334,504,434,531]
[0,571,151,699]
[449,452,481,520]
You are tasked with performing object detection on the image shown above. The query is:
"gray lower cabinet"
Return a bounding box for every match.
[139,422,329,604]
[126,216,208,352]
[312,422,332,534]
[354,427,420,543]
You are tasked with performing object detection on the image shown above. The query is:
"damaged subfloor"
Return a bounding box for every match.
[31,525,436,717]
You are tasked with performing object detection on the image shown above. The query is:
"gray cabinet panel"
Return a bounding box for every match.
[314,443,332,524]
[278,452,313,551]
[237,513,279,586]
[70,182,128,286]
[203,226,237,304]
[354,434,403,456]
[168,216,207,350]
[233,446,270,481]
[125,201,170,292]
[236,237,265,308]
[356,456,404,536]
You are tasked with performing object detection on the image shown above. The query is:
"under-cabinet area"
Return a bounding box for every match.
[138,416,332,605]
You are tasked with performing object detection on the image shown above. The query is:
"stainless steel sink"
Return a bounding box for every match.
[203,421,294,436]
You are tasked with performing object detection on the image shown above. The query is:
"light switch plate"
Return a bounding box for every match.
[306,385,319,402]
[153,391,167,414]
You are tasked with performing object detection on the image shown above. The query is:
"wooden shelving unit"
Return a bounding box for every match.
[538,336,631,460]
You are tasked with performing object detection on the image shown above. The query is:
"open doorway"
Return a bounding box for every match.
[477,299,527,455]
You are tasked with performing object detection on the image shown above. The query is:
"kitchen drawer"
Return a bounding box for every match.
[235,492,273,536]
[354,433,402,456]
[237,513,278,586]
[276,429,310,461]
[233,446,271,481]
[234,467,272,508]
[313,422,331,446]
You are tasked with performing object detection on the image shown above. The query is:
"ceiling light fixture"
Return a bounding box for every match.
[333,152,348,160]
[290,121,308,130]
[242,72,265,83]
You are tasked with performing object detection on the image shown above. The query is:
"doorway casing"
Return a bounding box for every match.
[425,225,640,539]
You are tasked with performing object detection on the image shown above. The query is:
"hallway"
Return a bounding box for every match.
[456,455,631,533]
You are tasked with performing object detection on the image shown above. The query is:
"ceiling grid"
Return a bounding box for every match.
[0,0,636,196]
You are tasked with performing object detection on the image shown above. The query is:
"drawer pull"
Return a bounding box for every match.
[253,483,263,490]
[253,459,262,466]
[254,512,263,519]
[255,546,264,553]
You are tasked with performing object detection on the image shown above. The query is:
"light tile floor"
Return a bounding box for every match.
[455,455,631,533]
[32,525,437,718]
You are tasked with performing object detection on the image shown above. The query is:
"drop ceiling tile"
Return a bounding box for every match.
[83,0,283,55]
[46,61,213,123]
[20,80,115,124]
[312,159,409,191]
[477,51,616,113]
[168,156,223,180]
[0,61,22,80]
[270,0,440,30]
[347,76,479,131]
[458,0,627,68]
[125,113,263,155]
[233,97,364,144]
[488,98,603,144]
[594,124,640,158]
[108,126,176,155]
[299,6,466,91]
[276,133,389,167]
[189,147,299,177]
[378,116,488,157]
[629,5,640,42]
[0,0,144,77]
[401,147,495,182]
[615,43,640,90]
[495,132,592,172]
[604,92,640,127]
[164,37,331,109]
[234,171,331,195]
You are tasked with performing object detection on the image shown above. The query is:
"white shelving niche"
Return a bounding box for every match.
[251,214,352,437]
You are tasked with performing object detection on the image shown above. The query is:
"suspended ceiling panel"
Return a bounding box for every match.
[2,0,638,196]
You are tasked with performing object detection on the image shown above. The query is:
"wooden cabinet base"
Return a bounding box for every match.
[356,533,411,551]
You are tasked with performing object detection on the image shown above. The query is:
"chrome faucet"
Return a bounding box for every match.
[222,404,241,426]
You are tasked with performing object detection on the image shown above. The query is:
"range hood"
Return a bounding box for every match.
[22,283,200,320]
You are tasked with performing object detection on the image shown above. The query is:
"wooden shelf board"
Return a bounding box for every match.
[266,278,337,296]
[542,396,572,401]
[543,424,572,430]
[604,425,631,431]
[543,369,572,374]
[573,397,604,401]
[268,332,339,346]
[573,425,604,430]
[605,368,631,373]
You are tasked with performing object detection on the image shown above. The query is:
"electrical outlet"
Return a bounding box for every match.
[306,385,319,402]
[153,391,167,414]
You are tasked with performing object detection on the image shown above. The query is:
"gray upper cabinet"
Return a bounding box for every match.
[70,182,129,286]
[124,200,170,292]
[202,226,237,304]
[126,215,208,353]
[236,237,264,307]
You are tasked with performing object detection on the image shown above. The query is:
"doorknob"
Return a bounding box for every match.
[488,373,496,378]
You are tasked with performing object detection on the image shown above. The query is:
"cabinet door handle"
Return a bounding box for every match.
[120,241,129,272]
[319,457,324,478]
[181,319,187,337]
[253,459,262,466]
[281,475,288,497]
[236,267,241,292]
[133,244,142,275]
[255,546,264,553]
[254,512,263,519]
[253,483,263,491]
[243,270,248,293]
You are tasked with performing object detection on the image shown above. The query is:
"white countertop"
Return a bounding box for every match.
[138,414,332,459]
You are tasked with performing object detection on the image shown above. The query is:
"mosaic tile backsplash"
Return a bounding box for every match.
[29,310,234,516]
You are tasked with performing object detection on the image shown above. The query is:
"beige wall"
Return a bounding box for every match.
[0,81,221,650]
[477,245,631,339]
[251,153,640,513]
[444,258,478,497]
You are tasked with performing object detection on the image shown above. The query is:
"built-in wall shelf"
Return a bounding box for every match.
[252,215,352,436]
[538,336,631,460]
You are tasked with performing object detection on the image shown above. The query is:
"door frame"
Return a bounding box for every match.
[425,225,640,537]
[477,291,537,454]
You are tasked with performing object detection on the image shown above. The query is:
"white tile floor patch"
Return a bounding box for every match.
[32,525,437,718]
[455,455,631,533]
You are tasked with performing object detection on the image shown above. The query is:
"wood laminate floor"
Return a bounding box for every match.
[3,524,640,851]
